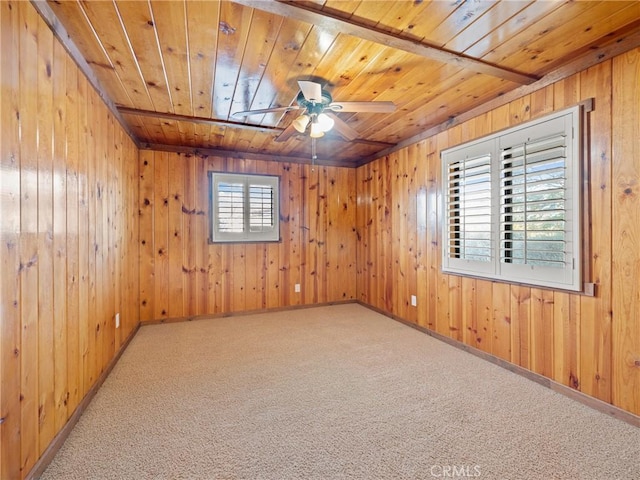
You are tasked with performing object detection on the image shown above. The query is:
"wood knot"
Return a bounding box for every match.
[624,187,633,195]
[569,373,580,389]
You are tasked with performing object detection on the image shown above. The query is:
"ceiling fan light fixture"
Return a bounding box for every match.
[309,120,325,138]
[292,114,310,133]
[317,113,334,132]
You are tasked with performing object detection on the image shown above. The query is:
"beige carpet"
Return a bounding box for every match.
[40,304,639,480]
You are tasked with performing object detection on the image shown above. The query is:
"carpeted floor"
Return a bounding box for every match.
[40,304,639,480]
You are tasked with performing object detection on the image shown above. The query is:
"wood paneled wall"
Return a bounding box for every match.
[356,50,640,416]
[138,152,356,321]
[0,3,140,478]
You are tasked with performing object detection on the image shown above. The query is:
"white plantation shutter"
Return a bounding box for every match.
[210,173,280,242]
[249,184,275,232]
[442,106,583,291]
[447,153,492,262]
[443,140,495,275]
[500,133,567,268]
[217,182,245,233]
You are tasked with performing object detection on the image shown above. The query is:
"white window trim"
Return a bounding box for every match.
[209,172,280,243]
[441,105,588,292]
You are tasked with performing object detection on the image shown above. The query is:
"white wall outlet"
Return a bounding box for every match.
[294,283,301,293]
[115,313,120,329]
[411,295,417,307]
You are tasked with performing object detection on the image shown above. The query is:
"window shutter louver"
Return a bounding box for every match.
[217,182,245,233]
[447,153,492,263]
[249,184,274,232]
[500,133,567,268]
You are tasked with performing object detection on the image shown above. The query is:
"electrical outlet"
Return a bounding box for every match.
[411,295,417,307]
[115,313,120,329]
[294,283,301,293]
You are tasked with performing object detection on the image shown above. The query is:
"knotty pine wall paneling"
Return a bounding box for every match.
[138,153,357,322]
[0,3,140,478]
[356,50,640,417]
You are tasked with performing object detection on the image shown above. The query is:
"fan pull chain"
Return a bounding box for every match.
[311,137,317,172]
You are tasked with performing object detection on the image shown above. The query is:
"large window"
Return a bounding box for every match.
[442,105,586,292]
[209,172,280,243]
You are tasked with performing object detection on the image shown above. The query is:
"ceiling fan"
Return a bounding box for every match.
[232,80,396,142]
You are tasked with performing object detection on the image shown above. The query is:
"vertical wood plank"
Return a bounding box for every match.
[278,163,296,308]
[168,153,184,317]
[530,288,554,378]
[36,13,56,454]
[492,282,511,362]
[183,154,198,315]
[579,61,613,403]
[195,155,208,314]
[65,52,80,416]
[1,2,22,477]
[611,49,640,415]
[153,152,169,319]
[92,87,104,379]
[415,140,429,329]
[85,82,97,391]
[52,38,68,432]
[510,286,531,368]
[304,164,318,305]
[425,137,438,330]
[288,163,302,306]
[77,73,90,400]
[138,151,155,321]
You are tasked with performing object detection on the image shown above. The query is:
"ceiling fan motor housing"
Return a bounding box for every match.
[296,90,333,115]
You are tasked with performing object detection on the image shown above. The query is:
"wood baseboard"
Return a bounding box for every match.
[359,301,640,429]
[140,299,359,326]
[25,322,141,480]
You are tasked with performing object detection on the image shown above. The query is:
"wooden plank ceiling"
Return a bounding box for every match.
[42,0,640,166]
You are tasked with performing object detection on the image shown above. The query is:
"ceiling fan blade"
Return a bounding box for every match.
[328,101,396,113]
[275,123,297,143]
[326,112,358,141]
[298,80,323,103]
[232,106,299,118]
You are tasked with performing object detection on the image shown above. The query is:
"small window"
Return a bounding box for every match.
[209,172,280,243]
[442,105,586,292]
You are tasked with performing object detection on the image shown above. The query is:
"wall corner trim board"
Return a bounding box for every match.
[24,323,141,480]
[359,302,640,429]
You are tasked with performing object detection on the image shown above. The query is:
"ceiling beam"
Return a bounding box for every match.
[119,107,395,149]
[117,107,285,135]
[232,0,539,85]
[140,143,360,168]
